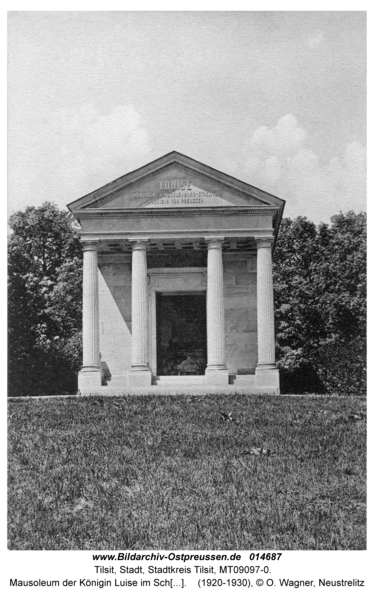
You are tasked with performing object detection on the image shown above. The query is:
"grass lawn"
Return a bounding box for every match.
[8,394,366,550]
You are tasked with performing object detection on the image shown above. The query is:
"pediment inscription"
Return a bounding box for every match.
[88,163,265,210]
[142,183,234,208]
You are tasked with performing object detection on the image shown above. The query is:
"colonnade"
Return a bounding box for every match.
[79,236,277,387]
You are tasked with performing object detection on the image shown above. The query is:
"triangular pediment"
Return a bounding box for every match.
[68,151,285,214]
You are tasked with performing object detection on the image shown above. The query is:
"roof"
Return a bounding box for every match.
[67,150,286,241]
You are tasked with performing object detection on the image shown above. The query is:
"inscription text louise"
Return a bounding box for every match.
[159,180,191,190]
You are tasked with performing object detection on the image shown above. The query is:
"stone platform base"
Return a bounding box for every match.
[78,385,280,396]
[204,368,229,386]
[128,369,152,387]
[255,366,280,394]
[78,369,102,394]
[233,374,256,388]
[80,374,279,395]
[78,368,280,396]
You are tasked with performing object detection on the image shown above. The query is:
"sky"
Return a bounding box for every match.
[8,11,366,224]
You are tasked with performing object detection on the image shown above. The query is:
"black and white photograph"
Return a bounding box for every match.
[6,6,369,593]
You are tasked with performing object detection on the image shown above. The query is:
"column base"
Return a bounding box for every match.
[255,365,280,393]
[205,367,229,386]
[78,368,102,394]
[128,368,152,387]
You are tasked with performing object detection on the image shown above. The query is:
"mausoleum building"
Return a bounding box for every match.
[68,152,285,394]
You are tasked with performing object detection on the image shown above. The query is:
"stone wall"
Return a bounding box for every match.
[98,256,132,380]
[98,253,257,380]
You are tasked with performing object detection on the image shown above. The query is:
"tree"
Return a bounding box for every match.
[273,212,366,394]
[8,202,366,396]
[8,203,83,396]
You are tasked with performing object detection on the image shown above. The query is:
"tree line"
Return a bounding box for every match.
[8,203,366,396]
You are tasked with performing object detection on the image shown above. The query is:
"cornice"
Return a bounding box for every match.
[77,206,278,219]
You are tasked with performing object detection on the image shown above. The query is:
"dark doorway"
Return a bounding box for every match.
[156,294,207,375]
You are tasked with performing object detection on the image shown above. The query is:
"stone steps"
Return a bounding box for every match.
[232,374,256,387]
[82,373,275,395]
[99,374,258,393]
[153,375,205,386]
[105,376,128,388]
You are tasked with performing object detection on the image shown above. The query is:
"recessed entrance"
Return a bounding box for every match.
[156,293,207,375]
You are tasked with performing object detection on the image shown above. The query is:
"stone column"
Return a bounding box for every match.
[255,237,279,392]
[78,241,102,392]
[128,239,152,387]
[205,238,228,385]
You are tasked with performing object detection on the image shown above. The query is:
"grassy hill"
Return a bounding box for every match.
[8,393,366,550]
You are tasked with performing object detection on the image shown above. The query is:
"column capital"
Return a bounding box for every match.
[130,239,148,251]
[81,240,100,252]
[205,237,225,249]
[254,237,273,249]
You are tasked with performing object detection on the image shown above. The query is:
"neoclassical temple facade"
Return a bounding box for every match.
[68,152,285,394]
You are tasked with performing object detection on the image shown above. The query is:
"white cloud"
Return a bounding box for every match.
[8,103,152,213]
[247,114,307,161]
[58,103,152,196]
[82,105,150,164]
[263,156,282,185]
[243,116,366,222]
